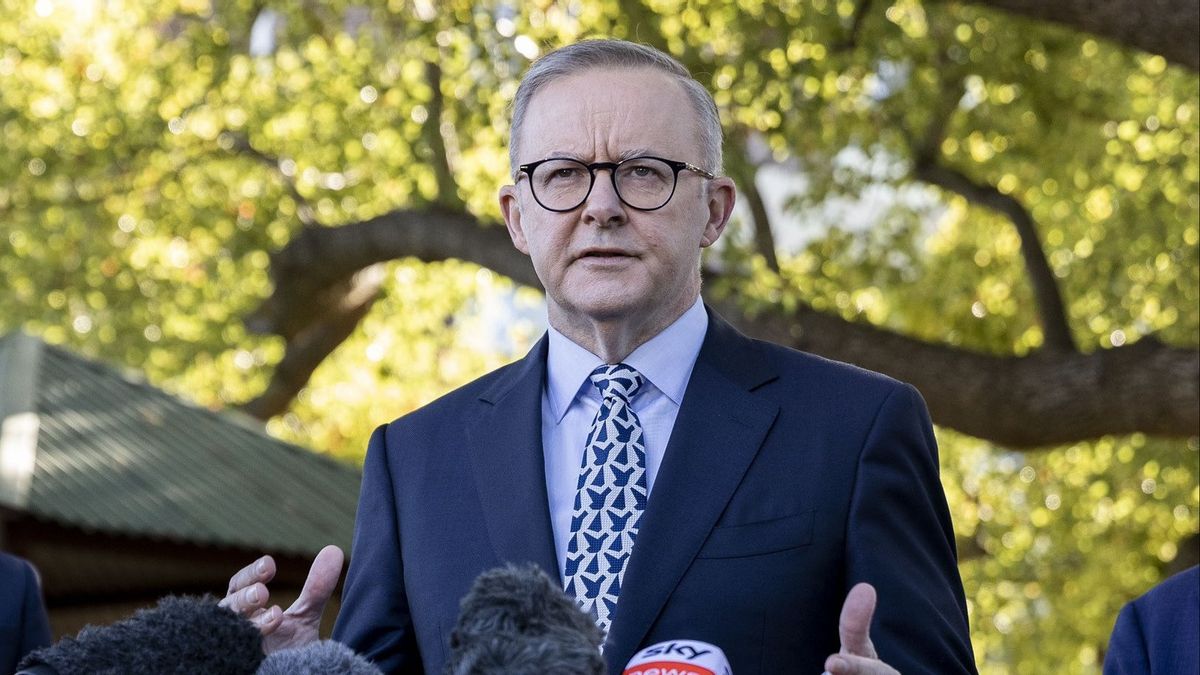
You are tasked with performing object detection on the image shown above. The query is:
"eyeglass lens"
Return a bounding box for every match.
[530,158,676,211]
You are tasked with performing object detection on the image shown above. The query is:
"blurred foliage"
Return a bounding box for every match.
[0,0,1196,672]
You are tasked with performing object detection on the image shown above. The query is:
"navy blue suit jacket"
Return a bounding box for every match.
[1,552,52,675]
[1104,565,1199,674]
[333,309,975,674]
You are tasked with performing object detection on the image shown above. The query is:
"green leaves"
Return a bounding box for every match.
[1,1,1195,671]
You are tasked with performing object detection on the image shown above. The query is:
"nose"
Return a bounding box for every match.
[581,168,626,228]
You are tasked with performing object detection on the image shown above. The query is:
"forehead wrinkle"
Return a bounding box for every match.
[594,107,657,162]
[534,146,665,165]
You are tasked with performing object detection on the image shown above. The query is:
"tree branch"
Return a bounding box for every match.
[246,209,536,339]
[423,60,465,211]
[914,161,1077,352]
[835,0,875,52]
[223,132,317,226]
[725,130,781,272]
[910,79,1077,353]
[1166,532,1200,577]
[711,296,1198,448]
[240,208,1199,447]
[239,210,533,419]
[956,534,989,562]
[944,0,1200,71]
[238,266,384,420]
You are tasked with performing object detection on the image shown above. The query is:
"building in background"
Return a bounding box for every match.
[0,330,360,636]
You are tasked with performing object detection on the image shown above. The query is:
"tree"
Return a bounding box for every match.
[1,0,1196,671]
[230,0,1199,448]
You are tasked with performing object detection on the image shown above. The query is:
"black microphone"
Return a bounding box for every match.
[256,640,382,674]
[16,595,264,675]
[444,563,605,675]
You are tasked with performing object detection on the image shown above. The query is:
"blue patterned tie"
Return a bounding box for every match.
[563,363,648,634]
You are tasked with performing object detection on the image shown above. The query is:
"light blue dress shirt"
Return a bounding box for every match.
[542,298,709,578]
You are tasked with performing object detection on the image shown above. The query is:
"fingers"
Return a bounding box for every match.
[287,545,345,617]
[825,583,895,674]
[824,653,900,675]
[218,580,272,616]
[220,546,340,633]
[250,606,284,634]
[838,582,878,658]
[219,555,276,618]
[225,555,277,598]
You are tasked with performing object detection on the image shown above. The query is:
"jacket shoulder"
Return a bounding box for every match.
[0,552,35,590]
[703,307,913,401]
[746,333,915,403]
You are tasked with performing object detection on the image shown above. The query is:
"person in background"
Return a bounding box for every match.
[1104,565,1199,674]
[1,551,52,674]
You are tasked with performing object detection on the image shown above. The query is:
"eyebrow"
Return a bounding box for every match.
[616,147,657,161]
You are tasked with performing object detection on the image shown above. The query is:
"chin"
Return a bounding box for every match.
[557,274,643,311]
[554,287,649,323]
[574,296,646,322]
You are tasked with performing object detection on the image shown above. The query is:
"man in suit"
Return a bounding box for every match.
[221,39,975,674]
[1,551,53,674]
[1103,565,1199,674]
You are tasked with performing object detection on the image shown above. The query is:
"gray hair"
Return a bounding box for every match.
[509,39,723,177]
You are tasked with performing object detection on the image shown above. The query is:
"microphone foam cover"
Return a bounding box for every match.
[445,563,605,675]
[18,595,263,675]
[450,563,602,646]
[446,631,605,675]
[256,640,382,675]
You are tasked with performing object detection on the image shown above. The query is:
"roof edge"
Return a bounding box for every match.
[0,330,43,509]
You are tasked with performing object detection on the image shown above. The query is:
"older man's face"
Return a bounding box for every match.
[500,67,734,336]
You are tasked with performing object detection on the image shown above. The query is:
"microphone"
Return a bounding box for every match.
[623,640,732,675]
[256,640,382,674]
[445,563,605,675]
[16,595,264,675]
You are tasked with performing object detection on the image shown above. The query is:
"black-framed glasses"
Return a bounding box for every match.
[517,156,715,212]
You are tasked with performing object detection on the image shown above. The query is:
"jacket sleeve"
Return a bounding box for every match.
[332,423,423,673]
[845,384,977,674]
[19,560,53,663]
[1102,602,1149,675]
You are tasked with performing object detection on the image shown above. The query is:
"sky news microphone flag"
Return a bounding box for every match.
[623,640,733,675]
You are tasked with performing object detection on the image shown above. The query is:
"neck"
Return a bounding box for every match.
[548,295,698,363]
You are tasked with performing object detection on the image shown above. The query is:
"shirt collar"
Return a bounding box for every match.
[545,298,708,423]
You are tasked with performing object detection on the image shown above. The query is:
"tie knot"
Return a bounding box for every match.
[589,363,644,402]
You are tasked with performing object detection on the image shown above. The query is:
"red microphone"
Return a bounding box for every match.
[623,640,732,675]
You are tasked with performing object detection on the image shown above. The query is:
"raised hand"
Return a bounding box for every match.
[824,583,901,675]
[218,544,344,653]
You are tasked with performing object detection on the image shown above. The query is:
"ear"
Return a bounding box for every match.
[699,176,736,248]
[499,184,530,255]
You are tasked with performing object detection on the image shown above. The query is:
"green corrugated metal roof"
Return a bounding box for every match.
[0,331,361,556]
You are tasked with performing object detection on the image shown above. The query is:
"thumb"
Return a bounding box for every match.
[288,544,344,617]
[839,582,878,658]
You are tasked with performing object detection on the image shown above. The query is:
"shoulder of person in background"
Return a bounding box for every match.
[1,551,53,675]
[1103,565,1199,675]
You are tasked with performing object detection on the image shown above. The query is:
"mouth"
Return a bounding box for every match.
[576,248,636,261]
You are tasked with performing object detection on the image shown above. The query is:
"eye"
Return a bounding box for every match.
[538,160,588,185]
[617,159,670,183]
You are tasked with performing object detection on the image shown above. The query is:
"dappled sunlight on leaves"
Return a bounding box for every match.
[1,1,1196,672]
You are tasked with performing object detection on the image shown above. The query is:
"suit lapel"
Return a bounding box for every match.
[465,335,560,580]
[605,311,780,669]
